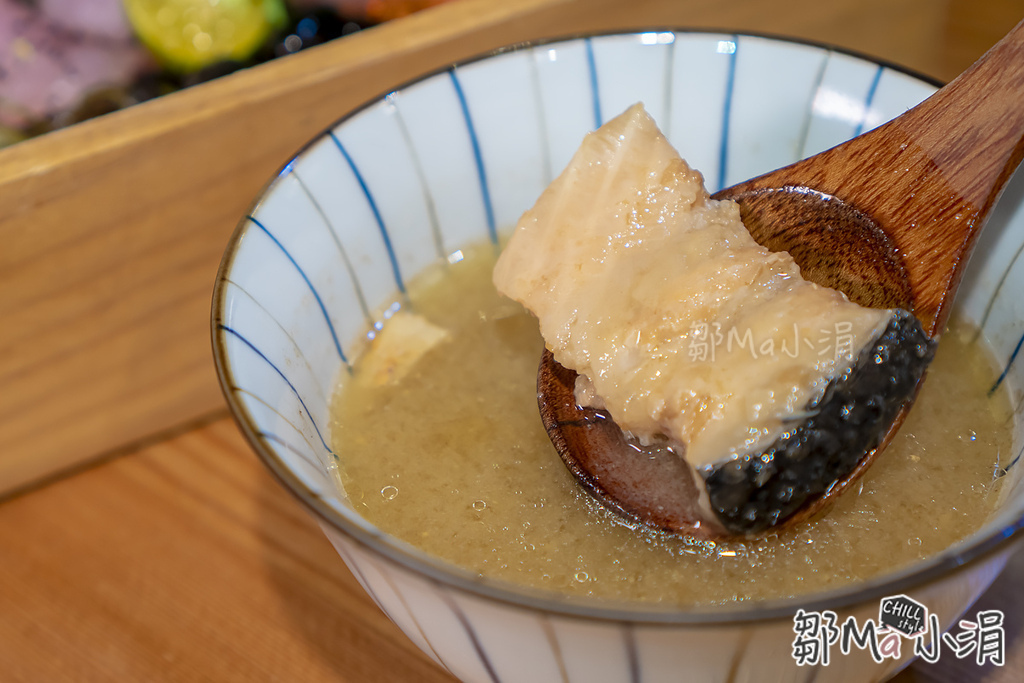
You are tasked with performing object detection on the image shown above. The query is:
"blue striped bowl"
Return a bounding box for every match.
[213,31,1024,683]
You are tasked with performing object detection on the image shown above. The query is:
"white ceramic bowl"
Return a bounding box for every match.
[212,31,1024,683]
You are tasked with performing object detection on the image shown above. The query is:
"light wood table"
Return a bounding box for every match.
[1,0,1022,681]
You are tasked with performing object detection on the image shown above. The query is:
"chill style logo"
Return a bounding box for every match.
[792,595,1006,667]
[687,321,856,363]
[879,595,927,637]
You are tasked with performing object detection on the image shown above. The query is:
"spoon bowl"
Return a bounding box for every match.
[539,19,1024,538]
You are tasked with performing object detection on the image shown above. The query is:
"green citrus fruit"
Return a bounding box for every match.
[123,0,287,73]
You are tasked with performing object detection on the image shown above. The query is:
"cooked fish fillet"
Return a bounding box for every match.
[495,103,890,468]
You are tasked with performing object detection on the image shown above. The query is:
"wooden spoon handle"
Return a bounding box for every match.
[720,18,1024,334]
[891,17,1024,213]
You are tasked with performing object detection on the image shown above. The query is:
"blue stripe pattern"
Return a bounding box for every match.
[329,132,406,294]
[389,104,447,259]
[978,238,1024,333]
[990,331,1024,395]
[796,52,832,159]
[438,588,501,683]
[448,70,497,244]
[371,563,458,677]
[226,278,330,404]
[717,36,739,192]
[624,625,640,683]
[528,46,554,186]
[331,539,459,680]
[585,37,602,128]
[248,215,348,364]
[331,540,390,612]
[220,323,336,456]
[290,172,373,323]
[259,431,322,470]
[234,386,325,460]
[854,65,884,137]
[279,158,297,177]
[660,37,676,139]
[1007,443,1024,474]
[539,617,570,683]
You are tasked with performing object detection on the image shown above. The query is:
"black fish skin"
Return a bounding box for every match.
[703,310,937,535]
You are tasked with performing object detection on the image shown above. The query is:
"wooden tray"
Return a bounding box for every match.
[0,0,1015,495]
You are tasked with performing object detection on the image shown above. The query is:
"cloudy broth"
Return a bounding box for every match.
[329,243,1013,606]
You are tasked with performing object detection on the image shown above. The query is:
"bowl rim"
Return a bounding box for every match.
[211,27,1024,625]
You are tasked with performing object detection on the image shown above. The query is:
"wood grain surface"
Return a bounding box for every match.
[1,0,1022,494]
[0,418,452,683]
[0,416,1019,682]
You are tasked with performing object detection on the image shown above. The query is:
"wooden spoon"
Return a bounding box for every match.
[539,20,1024,538]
